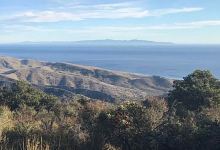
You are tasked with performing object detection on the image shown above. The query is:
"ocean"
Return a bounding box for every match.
[0,44,219,79]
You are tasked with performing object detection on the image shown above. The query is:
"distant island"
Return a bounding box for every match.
[18,40,174,46]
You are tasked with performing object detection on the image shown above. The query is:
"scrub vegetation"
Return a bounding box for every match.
[0,70,219,150]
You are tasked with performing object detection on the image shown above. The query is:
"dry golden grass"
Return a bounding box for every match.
[0,106,13,138]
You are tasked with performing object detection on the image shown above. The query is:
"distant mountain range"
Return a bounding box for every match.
[19,40,173,46]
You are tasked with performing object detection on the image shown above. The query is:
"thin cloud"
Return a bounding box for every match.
[2,20,220,33]
[147,20,220,30]
[0,2,203,22]
[4,11,83,22]
[92,20,220,31]
[150,7,203,16]
[65,20,220,32]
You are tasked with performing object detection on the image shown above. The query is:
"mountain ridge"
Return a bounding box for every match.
[0,56,173,102]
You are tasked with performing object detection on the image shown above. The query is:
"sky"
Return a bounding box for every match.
[0,0,220,44]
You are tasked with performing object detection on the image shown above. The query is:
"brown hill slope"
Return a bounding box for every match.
[0,56,173,102]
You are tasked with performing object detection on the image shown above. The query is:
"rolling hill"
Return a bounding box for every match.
[0,56,173,102]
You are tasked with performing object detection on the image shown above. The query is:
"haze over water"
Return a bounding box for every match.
[0,44,219,79]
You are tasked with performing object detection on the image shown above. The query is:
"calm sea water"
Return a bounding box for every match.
[0,44,219,79]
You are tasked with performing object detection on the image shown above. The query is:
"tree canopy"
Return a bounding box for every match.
[168,70,220,111]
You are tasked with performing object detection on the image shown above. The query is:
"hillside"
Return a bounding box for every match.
[0,56,173,101]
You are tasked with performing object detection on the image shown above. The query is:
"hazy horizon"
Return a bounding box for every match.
[1,39,220,45]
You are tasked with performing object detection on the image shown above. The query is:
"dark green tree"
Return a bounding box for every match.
[168,70,220,111]
[0,81,58,111]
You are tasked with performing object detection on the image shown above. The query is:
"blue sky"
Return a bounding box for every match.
[0,0,220,44]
